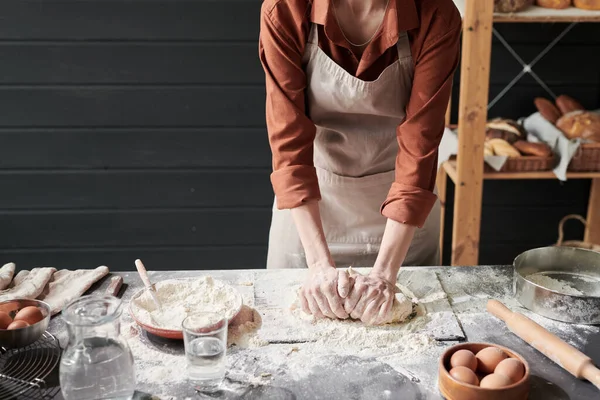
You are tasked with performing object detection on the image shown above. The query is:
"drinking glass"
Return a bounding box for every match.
[182,312,228,393]
[60,295,135,400]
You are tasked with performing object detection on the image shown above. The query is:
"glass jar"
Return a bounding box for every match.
[59,295,135,400]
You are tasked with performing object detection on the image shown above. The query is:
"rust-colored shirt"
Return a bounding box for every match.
[259,0,461,228]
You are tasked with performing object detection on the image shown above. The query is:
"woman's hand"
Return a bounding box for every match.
[299,263,351,320]
[343,271,396,325]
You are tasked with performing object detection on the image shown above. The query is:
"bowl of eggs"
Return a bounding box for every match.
[438,342,530,400]
[0,299,51,348]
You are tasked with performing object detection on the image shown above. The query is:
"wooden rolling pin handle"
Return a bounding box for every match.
[134,259,153,288]
[487,300,600,389]
[582,362,600,390]
[486,299,514,321]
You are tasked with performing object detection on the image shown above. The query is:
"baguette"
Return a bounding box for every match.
[534,98,562,124]
[536,0,571,8]
[513,140,553,157]
[555,95,585,114]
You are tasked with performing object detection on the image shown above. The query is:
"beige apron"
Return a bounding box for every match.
[266,24,440,269]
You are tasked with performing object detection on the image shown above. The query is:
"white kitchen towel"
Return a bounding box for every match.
[522,112,580,181]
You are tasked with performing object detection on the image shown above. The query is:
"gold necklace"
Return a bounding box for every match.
[332,0,390,47]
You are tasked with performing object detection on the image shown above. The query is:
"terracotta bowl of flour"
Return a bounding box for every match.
[129,276,243,340]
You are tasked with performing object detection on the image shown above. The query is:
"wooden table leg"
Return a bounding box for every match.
[584,178,600,245]
[451,0,494,266]
[437,166,448,265]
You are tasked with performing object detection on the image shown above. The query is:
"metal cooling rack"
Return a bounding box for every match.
[0,332,61,400]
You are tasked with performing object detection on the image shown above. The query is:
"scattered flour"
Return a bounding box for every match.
[130,276,242,330]
[526,273,584,296]
[122,323,188,385]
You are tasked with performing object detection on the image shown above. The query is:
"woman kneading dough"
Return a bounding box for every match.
[259,0,461,324]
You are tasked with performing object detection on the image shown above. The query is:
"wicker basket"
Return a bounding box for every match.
[555,214,600,252]
[568,142,600,172]
[484,155,555,173]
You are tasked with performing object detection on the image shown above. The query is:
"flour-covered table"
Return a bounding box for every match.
[47,266,600,400]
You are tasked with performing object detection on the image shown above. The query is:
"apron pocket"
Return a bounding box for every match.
[316,167,394,246]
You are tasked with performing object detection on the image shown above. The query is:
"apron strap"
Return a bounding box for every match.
[307,23,318,45]
[396,32,411,60]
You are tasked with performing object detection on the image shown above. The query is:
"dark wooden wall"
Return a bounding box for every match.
[0,2,597,270]
[0,0,272,271]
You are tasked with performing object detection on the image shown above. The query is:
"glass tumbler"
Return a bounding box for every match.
[182,313,228,393]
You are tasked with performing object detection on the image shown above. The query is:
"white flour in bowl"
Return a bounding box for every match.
[130,276,242,330]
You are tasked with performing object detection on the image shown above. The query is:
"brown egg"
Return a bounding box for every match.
[476,346,508,374]
[7,320,30,330]
[480,373,513,389]
[449,366,480,386]
[0,311,13,329]
[450,349,478,371]
[495,358,525,383]
[14,306,44,325]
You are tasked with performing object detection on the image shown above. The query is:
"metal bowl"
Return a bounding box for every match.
[514,246,600,324]
[0,299,51,348]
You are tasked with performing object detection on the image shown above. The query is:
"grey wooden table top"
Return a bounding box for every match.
[47,266,600,400]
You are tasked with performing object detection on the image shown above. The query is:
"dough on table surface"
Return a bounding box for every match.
[347,267,412,324]
[0,267,56,301]
[296,267,413,325]
[0,263,15,290]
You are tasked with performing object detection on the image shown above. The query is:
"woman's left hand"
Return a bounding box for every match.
[343,272,396,325]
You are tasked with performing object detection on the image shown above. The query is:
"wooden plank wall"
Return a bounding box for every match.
[0,0,272,270]
[0,3,596,269]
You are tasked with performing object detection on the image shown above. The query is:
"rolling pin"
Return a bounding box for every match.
[487,299,600,389]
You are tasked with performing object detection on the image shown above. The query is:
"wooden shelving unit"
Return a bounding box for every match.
[443,1,600,266]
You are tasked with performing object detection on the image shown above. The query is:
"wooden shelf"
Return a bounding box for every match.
[442,160,600,183]
[453,0,600,23]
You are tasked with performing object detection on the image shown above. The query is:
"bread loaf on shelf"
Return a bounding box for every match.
[513,141,553,157]
[495,0,534,12]
[487,139,522,157]
[555,95,585,114]
[534,98,562,123]
[484,141,495,157]
[485,118,526,143]
[536,0,571,8]
[556,111,600,142]
[573,0,600,9]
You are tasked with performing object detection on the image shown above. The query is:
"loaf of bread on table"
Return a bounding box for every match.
[536,0,571,8]
[534,98,562,124]
[573,0,600,9]
[495,0,534,12]
[485,118,526,144]
[487,139,522,157]
[513,140,553,157]
[556,111,600,142]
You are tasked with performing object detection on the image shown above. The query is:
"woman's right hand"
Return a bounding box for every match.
[299,263,351,320]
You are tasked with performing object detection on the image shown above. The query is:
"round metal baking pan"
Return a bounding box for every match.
[514,246,600,325]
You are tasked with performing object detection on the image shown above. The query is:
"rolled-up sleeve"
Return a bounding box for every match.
[259,6,321,209]
[381,13,461,228]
